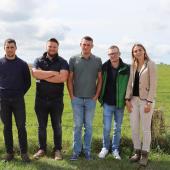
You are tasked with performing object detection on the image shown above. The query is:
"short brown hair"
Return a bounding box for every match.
[47,38,59,45]
[4,38,17,47]
[82,36,93,42]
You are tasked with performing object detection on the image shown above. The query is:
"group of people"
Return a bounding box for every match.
[0,36,156,166]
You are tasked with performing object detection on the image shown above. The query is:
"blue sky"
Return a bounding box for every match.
[0,0,170,64]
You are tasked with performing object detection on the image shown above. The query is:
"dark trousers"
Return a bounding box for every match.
[0,97,28,154]
[35,97,64,151]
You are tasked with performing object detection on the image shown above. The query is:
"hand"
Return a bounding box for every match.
[144,103,151,113]
[92,95,98,101]
[70,95,75,100]
[126,100,133,113]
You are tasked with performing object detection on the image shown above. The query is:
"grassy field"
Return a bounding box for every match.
[0,64,170,170]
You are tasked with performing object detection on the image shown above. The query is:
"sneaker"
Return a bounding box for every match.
[70,153,79,161]
[84,152,91,160]
[4,153,14,162]
[112,149,121,160]
[98,148,108,159]
[21,153,31,163]
[54,150,63,160]
[33,149,45,159]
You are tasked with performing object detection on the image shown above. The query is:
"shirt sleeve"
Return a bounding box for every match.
[98,58,102,72]
[69,57,75,72]
[60,59,69,71]
[32,58,39,69]
[23,62,31,94]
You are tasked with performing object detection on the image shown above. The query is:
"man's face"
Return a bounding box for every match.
[4,43,17,58]
[46,41,59,56]
[108,48,120,63]
[80,39,93,55]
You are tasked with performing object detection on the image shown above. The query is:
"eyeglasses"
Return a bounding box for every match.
[108,52,119,56]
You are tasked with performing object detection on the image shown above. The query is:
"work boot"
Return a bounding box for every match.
[54,150,63,160]
[139,150,149,166]
[33,149,45,159]
[4,153,14,162]
[129,149,141,162]
[21,153,31,163]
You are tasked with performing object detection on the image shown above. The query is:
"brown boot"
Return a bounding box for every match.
[139,150,149,166]
[33,149,45,159]
[130,149,141,162]
[54,150,63,160]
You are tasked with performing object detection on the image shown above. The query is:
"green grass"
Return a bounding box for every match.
[0,64,170,170]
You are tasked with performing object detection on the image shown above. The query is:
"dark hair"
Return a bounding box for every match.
[4,38,17,47]
[82,36,93,42]
[108,45,120,52]
[47,38,59,45]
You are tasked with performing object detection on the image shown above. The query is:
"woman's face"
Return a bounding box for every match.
[132,45,145,61]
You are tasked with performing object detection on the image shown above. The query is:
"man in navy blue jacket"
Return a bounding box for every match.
[0,39,31,162]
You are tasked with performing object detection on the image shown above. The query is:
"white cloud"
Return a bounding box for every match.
[0,0,170,64]
[0,0,71,63]
[154,44,170,57]
[159,0,170,14]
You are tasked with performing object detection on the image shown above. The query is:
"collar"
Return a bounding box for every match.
[80,53,93,60]
[4,55,17,61]
[133,60,148,77]
[42,52,59,62]
[108,58,124,69]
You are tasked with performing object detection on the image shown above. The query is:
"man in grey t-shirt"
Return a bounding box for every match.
[67,36,102,160]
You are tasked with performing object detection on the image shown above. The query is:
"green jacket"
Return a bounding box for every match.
[99,58,130,108]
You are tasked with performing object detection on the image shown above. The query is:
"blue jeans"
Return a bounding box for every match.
[102,103,124,152]
[71,97,96,155]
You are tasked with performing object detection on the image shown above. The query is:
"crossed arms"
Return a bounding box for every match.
[32,68,68,83]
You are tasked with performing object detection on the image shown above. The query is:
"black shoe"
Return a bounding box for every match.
[4,153,14,162]
[21,153,31,163]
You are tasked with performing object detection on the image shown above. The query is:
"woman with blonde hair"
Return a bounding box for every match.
[125,44,157,166]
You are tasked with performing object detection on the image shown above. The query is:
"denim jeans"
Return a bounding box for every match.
[0,96,28,154]
[35,97,64,151]
[71,97,96,155]
[102,103,124,152]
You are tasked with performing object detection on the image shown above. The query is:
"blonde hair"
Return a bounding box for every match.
[131,43,150,68]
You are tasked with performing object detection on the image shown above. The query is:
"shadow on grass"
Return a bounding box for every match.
[63,153,170,170]
[0,137,170,170]
[0,158,72,170]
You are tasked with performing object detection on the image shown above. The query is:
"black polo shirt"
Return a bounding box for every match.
[33,53,69,99]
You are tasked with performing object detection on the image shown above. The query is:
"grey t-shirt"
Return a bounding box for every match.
[69,54,102,98]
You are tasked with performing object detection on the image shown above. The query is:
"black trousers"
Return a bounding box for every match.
[0,96,28,154]
[35,97,64,151]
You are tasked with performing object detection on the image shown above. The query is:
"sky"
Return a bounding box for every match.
[0,0,170,64]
